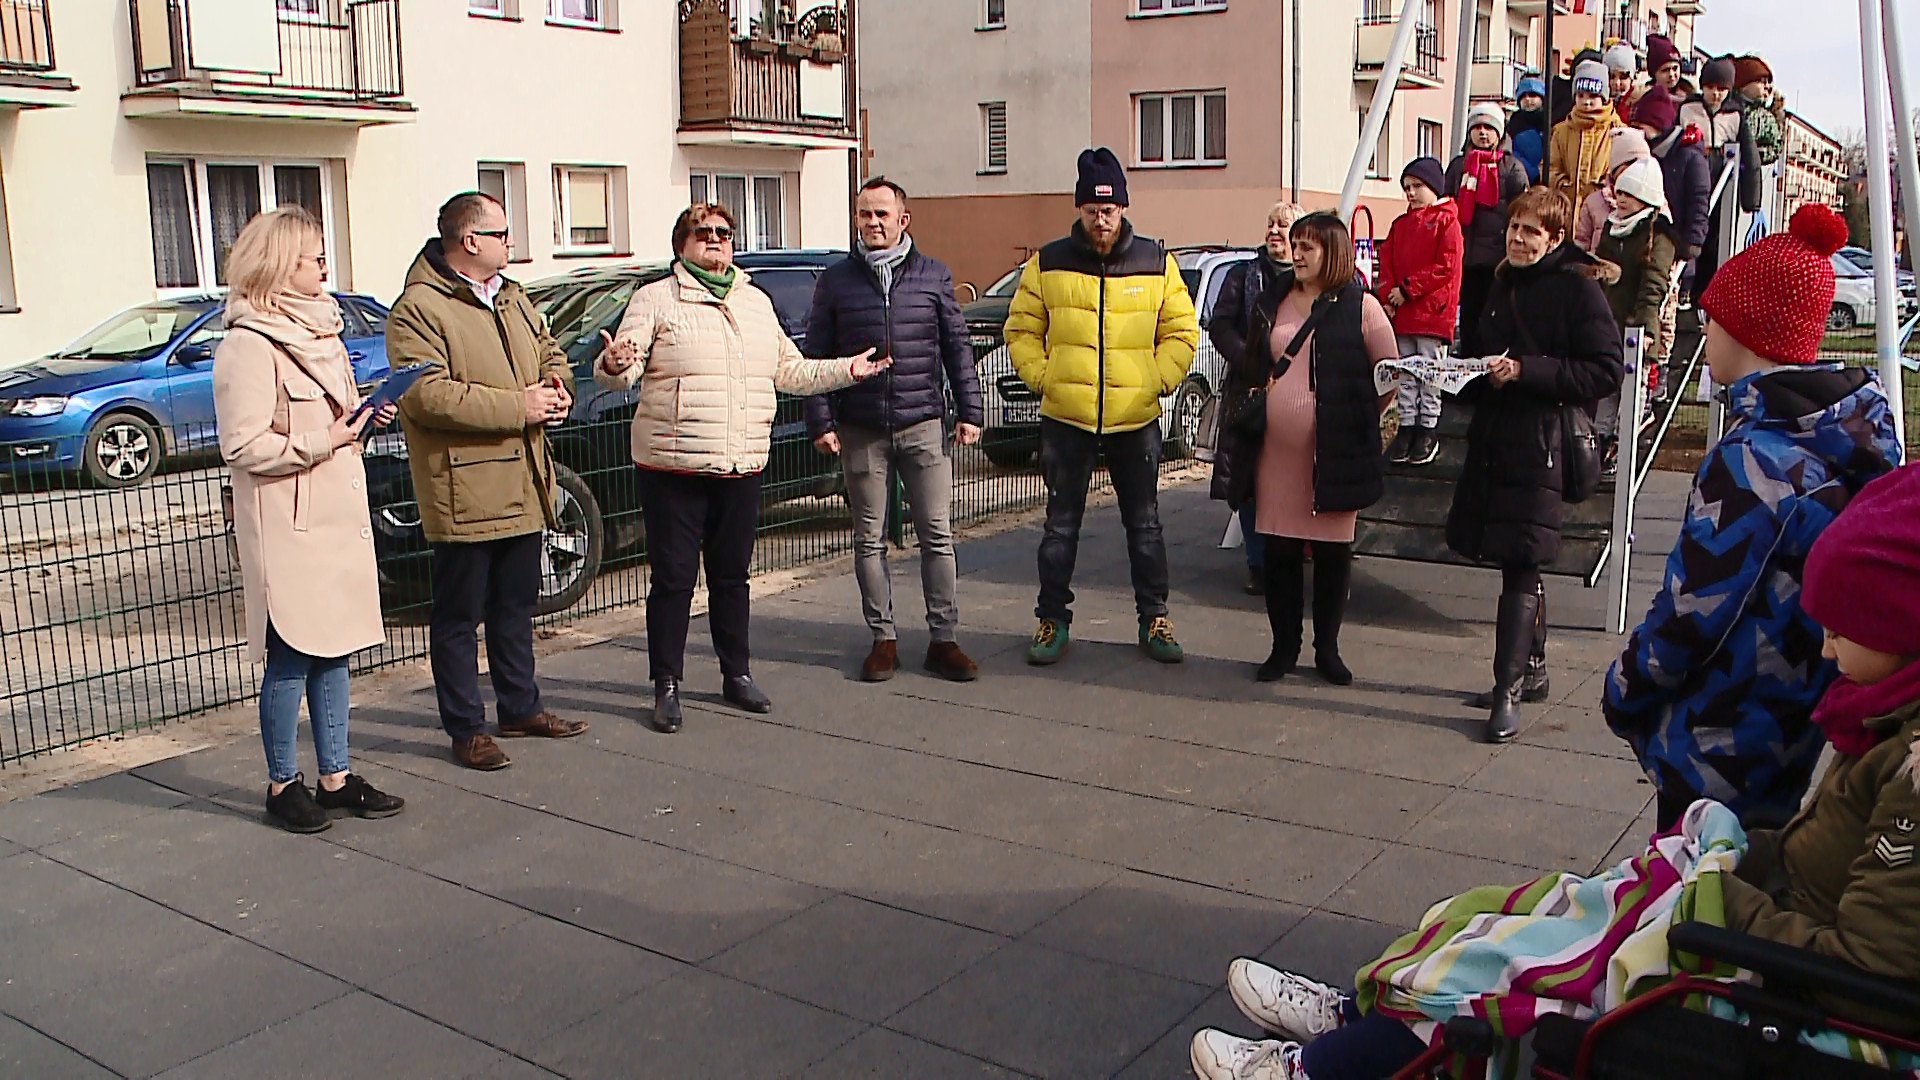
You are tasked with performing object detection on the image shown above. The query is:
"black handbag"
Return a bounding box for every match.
[1229,293,1334,443]
[1498,282,1604,505]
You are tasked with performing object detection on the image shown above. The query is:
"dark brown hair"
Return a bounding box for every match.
[437,192,504,245]
[858,176,909,206]
[1508,185,1573,240]
[1288,212,1357,291]
[671,203,739,255]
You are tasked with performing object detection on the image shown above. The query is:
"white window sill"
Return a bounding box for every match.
[546,17,616,32]
[1132,160,1228,169]
[553,248,629,259]
[1128,6,1228,19]
[977,167,1008,175]
[976,22,1006,31]
[469,9,523,20]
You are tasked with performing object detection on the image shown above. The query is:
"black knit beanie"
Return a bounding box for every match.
[1074,147,1129,207]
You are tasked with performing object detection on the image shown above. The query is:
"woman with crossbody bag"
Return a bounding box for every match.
[214,206,404,833]
[1217,213,1397,686]
[1446,188,1623,743]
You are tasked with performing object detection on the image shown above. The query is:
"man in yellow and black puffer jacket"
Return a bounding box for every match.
[1005,147,1200,667]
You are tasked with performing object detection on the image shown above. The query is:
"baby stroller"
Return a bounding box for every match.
[1390,922,1920,1080]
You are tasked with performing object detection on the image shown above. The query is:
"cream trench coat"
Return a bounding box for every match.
[214,324,385,663]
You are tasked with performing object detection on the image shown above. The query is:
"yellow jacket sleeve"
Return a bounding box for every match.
[1153,254,1200,394]
[1005,256,1049,393]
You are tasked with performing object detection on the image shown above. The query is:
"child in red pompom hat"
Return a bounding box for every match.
[1606,202,1904,830]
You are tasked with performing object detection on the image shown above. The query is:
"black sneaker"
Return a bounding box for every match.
[265,774,331,834]
[1407,428,1440,466]
[313,774,405,820]
[1385,428,1415,464]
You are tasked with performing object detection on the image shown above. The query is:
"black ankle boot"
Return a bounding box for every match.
[652,677,683,734]
[1312,543,1354,686]
[722,674,772,714]
[1486,589,1541,743]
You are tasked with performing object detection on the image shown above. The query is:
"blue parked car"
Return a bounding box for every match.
[0,293,392,488]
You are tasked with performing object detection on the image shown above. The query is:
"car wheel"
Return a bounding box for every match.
[1828,303,1858,332]
[1164,378,1210,460]
[83,412,162,488]
[983,437,1036,469]
[534,463,604,617]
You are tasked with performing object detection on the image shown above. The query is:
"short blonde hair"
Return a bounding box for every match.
[1268,201,1306,229]
[225,207,323,313]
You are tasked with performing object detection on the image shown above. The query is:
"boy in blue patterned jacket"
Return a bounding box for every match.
[1605,206,1902,831]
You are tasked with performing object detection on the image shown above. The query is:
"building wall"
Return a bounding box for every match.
[0,0,853,362]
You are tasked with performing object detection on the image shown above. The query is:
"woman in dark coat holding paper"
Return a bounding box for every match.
[1448,187,1623,744]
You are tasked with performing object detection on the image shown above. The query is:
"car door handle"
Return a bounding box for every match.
[348,351,367,361]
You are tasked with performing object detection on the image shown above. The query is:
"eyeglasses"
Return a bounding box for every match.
[470,229,510,241]
[693,225,734,242]
[302,252,328,270]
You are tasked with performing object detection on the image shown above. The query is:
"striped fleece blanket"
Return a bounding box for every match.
[1356,800,1920,1075]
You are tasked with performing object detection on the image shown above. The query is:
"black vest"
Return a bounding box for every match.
[1248,280,1385,514]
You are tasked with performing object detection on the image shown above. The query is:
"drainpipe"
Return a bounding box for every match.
[1291,0,1302,202]
[1340,0,1423,219]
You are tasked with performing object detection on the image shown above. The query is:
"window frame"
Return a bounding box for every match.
[979,0,1006,29]
[1133,90,1228,169]
[553,164,626,256]
[1363,105,1392,179]
[1416,119,1444,163]
[276,0,331,24]
[470,0,519,17]
[687,170,790,253]
[546,0,615,30]
[1131,0,1227,17]
[146,156,339,297]
[0,160,17,313]
[980,101,1008,175]
[477,161,532,263]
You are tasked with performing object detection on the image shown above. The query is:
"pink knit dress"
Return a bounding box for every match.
[1254,290,1398,542]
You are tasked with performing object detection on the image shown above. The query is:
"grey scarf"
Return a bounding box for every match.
[861,233,913,295]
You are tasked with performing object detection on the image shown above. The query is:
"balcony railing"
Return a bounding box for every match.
[1356,16,1443,85]
[1,0,54,72]
[1469,54,1528,100]
[130,0,403,101]
[680,0,853,139]
[1601,15,1645,50]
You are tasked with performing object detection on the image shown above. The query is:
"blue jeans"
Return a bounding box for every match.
[1299,999,1429,1080]
[1239,503,1265,571]
[260,623,351,785]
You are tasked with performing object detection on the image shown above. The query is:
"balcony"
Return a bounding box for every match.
[679,0,856,149]
[1355,16,1444,91]
[123,0,412,125]
[1666,0,1704,15]
[1469,55,1527,101]
[1505,0,1572,15]
[1601,15,1645,49]
[0,0,77,107]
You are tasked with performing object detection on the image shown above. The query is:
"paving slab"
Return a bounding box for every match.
[801,1025,1027,1078]
[0,1013,117,1079]
[1023,869,1308,986]
[0,769,191,849]
[153,991,518,1079]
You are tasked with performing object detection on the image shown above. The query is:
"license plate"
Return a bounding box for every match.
[1001,403,1040,425]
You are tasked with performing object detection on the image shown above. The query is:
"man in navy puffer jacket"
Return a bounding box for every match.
[804,177,986,683]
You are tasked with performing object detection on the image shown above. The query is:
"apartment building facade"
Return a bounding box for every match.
[0,0,858,360]
[860,0,1701,296]
[1778,111,1845,219]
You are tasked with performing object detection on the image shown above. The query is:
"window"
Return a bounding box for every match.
[1416,120,1443,162]
[0,163,15,312]
[554,166,626,253]
[548,0,612,28]
[470,0,514,13]
[1510,29,1529,69]
[687,171,789,252]
[980,102,1008,174]
[1134,0,1227,14]
[982,0,1005,27]
[146,159,339,292]
[278,0,326,17]
[1473,1,1491,56]
[478,162,531,262]
[1363,105,1392,177]
[1135,91,1227,167]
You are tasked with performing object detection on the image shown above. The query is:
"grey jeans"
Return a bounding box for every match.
[839,419,959,642]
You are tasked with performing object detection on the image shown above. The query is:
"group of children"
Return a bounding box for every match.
[1376,32,1783,478]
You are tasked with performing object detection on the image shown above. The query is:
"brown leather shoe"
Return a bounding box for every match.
[498,710,589,739]
[452,734,511,771]
[861,640,898,682]
[924,641,979,682]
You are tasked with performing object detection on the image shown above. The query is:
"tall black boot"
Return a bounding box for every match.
[1486,589,1540,743]
[1526,578,1550,700]
[1258,548,1304,682]
[1311,542,1354,686]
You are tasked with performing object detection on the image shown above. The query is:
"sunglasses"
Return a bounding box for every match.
[693,225,734,242]
[470,229,510,241]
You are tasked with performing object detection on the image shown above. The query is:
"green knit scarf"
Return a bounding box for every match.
[680,257,736,299]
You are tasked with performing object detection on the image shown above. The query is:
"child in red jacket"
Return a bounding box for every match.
[1378,157,1464,467]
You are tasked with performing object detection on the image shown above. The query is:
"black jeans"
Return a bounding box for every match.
[1035,418,1168,624]
[638,467,762,681]
[430,531,544,739]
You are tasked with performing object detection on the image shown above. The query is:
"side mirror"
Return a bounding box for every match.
[173,342,214,365]
[957,282,979,304]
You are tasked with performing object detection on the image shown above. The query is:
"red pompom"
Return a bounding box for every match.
[1790,204,1850,257]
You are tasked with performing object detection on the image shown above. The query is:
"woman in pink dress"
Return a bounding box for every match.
[1217,212,1397,684]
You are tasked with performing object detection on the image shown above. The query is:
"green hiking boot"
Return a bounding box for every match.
[1139,616,1185,664]
[1027,618,1069,665]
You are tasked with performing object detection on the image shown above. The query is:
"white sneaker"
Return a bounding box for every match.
[1189,1028,1307,1080]
[1227,958,1347,1040]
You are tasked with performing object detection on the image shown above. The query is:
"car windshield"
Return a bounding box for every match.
[747,269,821,337]
[983,266,1023,298]
[52,303,212,361]
[1832,255,1869,279]
[534,275,658,364]
[1180,269,1202,297]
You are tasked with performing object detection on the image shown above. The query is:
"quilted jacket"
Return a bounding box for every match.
[1605,366,1902,826]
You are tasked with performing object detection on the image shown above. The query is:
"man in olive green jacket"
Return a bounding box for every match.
[389,193,588,771]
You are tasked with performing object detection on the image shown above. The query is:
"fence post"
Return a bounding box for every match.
[1608,326,1648,635]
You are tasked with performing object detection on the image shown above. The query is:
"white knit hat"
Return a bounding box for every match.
[1573,59,1609,99]
[1467,103,1506,135]
[1604,43,1638,75]
[1613,157,1668,216]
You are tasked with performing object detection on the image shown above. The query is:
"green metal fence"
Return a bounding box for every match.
[0,414,1083,763]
